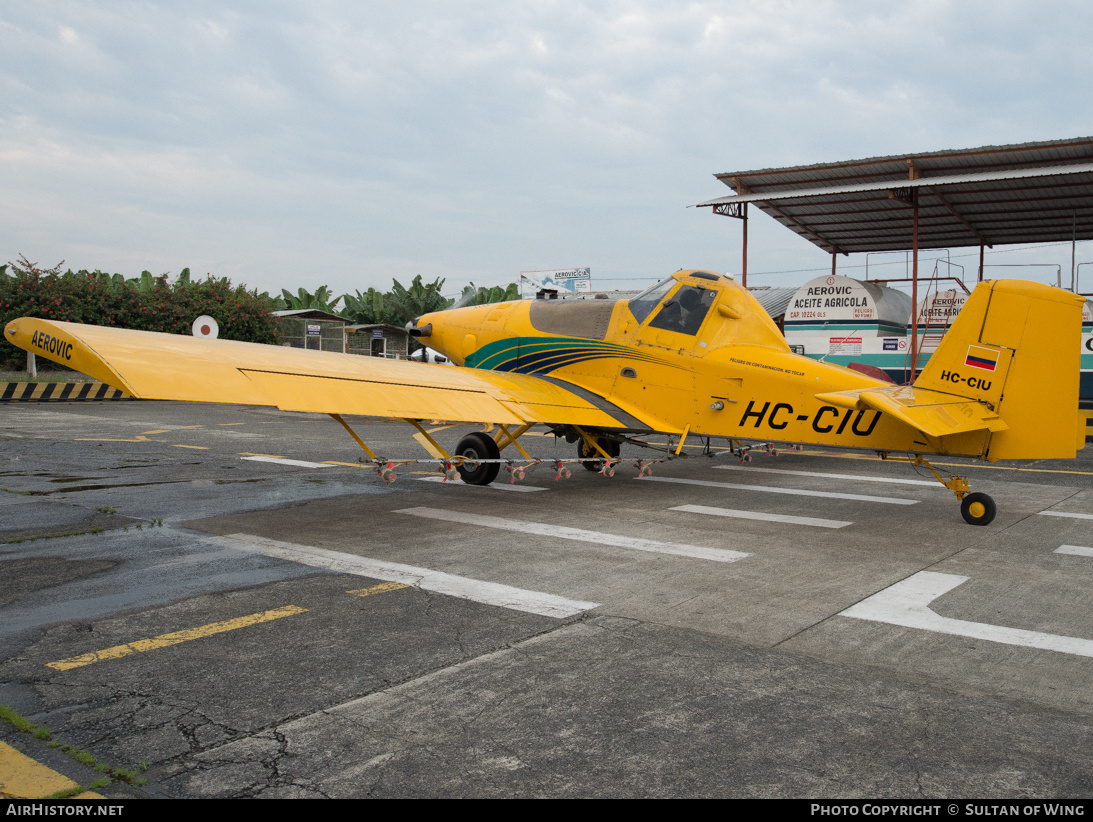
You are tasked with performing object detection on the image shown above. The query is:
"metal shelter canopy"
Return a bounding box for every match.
[696,137,1093,377]
[698,136,1093,265]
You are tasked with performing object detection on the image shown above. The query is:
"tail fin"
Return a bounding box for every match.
[914,280,1085,460]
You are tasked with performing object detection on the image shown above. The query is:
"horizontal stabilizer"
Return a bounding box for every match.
[814,385,1008,440]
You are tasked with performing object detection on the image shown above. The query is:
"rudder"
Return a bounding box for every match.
[914,280,1084,460]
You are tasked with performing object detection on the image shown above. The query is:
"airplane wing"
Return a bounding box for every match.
[4,318,670,431]
[814,384,1008,439]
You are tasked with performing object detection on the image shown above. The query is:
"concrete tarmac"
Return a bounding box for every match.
[2,400,1093,798]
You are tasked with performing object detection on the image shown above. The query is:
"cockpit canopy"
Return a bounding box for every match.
[627,273,722,336]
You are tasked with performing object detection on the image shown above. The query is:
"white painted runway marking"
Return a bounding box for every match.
[241,456,334,469]
[395,507,750,563]
[1039,510,1093,521]
[411,476,547,493]
[637,475,918,505]
[841,571,1093,658]
[671,504,852,529]
[716,465,939,487]
[1055,545,1093,558]
[219,533,598,618]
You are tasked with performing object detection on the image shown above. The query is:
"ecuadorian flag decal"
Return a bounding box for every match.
[965,344,999,372]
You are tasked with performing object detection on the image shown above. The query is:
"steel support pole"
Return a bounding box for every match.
[911,197,920,380]
[831,251,837,277]
[741,203,748,287]
[978,244,984,283]
[1072,214,1077,291]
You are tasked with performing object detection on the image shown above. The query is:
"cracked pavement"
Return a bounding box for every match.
[3,401,1093,797]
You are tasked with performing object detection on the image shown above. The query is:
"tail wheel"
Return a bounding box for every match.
[577,436,620,471]
[456,432,501,485]
[960,492,996,526]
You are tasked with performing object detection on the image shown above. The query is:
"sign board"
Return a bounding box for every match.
[520,267,591,296]
[372,329,383,338]
[915,289,969,327]
[785,275,881,322]
[828,336,862,356]
[307,324,321,336]
[191,315,219,339]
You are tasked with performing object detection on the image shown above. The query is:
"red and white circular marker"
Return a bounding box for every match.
[192,315,219,339]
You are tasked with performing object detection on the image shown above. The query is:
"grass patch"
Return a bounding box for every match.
[0,704,50,738]
[94,506,118,514]
[3,527,106,544]
[1,703,148,791]
[45,778,109,799]
[43,785,87,800]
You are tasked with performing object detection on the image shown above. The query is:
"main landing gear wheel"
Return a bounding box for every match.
[578,436,620,471]
[456,432,501,485]
[960,492,997,526]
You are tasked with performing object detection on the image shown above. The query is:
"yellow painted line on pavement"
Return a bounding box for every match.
[347,582,409,597]
[75,436,149,442]
[46,606,308,671]
[140,429,172,435]
[239,452,285,458]
[322,461,369,468]
[218,422,247,426]
[176,425,204,429]
[171,444,208,450]
[930,461,1093,477]
[0,741,104,799]
[797,449,1093,477]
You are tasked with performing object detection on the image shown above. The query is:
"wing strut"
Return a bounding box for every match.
[495,423,534,459]
[405,420,454,460]
[329,413,379,460]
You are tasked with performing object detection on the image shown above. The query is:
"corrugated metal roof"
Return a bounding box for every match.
[345,323,408,335]
[747,286,798,320]
[698,137,1093,254]
[272,309,347,322]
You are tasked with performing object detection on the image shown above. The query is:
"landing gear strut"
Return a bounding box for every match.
[880,453,996,526]
[578,436,620,471]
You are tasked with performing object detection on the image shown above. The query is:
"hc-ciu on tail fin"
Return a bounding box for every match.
[913,279,1086,460]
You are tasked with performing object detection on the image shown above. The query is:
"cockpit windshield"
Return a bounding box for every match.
[648,285,716,336]
[626,278,676,324]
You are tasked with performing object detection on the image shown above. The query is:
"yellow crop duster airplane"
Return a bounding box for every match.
[5,270,1086,526]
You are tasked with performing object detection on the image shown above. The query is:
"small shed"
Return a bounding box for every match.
[346,324,411,358]
[272,309,348,352]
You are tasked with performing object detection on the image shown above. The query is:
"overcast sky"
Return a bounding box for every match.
[3,1,1092,299]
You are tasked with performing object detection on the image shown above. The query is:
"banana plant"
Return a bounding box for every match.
[277,285,343,313]
[386,276,450,322]
[342,288,403,325]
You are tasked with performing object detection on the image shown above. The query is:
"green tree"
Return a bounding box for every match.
[386,275,450,322]
[456,282,521,307]
[0,258,279,370]
[276,285,343,313]
[341,288,403,325]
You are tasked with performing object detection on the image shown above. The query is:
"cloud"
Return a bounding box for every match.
[2,1,1091,293]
